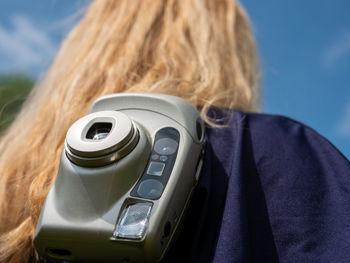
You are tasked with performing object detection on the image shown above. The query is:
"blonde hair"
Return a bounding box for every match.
[0,0,259,261]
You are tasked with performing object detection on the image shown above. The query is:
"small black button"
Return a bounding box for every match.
[160,156,168,162]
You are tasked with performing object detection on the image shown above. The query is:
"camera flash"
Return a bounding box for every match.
[113,203,153,240]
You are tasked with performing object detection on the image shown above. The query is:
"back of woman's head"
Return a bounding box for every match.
[0,0,259,261]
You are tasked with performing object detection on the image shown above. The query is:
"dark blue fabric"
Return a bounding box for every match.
[165,109,350,263]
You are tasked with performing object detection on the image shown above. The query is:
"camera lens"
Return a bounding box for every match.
[86,122,112,141]
[92,131,109,140]
[154,138,178,155]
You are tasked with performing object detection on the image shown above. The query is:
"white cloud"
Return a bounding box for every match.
[0,15,57,74]
[323,30,350,67]
[336,103,350,137]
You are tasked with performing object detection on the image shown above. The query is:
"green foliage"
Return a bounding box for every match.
[0,74,34,134]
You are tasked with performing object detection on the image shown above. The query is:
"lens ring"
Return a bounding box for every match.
[65,124,140,167]
[66,111,134,158]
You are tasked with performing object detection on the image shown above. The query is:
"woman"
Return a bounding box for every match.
[0,0,349,262]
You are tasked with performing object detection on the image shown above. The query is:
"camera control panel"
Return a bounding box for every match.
[130,127,179,200]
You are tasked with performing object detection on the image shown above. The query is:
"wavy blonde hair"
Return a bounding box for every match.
[0,0,259,261]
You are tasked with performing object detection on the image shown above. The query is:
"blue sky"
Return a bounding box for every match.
[243,0,350,159]
[0,0,349,160]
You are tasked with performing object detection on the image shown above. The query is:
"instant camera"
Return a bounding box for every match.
[34,93,205,262]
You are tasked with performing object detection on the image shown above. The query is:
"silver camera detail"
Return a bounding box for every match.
[34,93,206,262]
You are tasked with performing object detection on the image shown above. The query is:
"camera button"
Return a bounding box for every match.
[151,154,159,160]
[159,156,168,162]
[137,179,164,200]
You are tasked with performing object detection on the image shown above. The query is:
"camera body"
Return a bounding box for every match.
[34,93,205,262]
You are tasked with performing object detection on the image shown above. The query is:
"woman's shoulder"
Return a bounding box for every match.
[200,109,350,262]
[206,109,349,166]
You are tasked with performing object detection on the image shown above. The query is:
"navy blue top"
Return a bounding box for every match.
[38,110,350,262]
[165,109,350,263]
